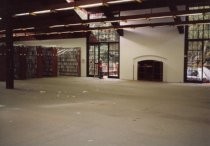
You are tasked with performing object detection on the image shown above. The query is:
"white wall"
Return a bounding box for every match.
[15,38,87,77]
[14,27,185,83]
[120,27,184,82]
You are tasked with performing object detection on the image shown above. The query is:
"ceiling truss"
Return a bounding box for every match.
[0,0,210,41]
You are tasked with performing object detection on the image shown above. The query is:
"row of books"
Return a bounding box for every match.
[57,48,81,76]
[0,45,81,80]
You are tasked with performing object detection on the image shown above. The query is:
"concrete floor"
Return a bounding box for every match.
[0,77,210,146]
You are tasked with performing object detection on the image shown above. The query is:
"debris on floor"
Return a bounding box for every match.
[0,105,5,108]
[82,90,88,93]
[39,90,46,94]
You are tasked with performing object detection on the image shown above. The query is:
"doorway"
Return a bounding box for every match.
[138,60,163,81]
[88,43,119,78]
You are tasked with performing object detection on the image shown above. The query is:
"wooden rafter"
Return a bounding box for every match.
[1,8,210,30]
[169,5,184,34]
[0,0,209,41]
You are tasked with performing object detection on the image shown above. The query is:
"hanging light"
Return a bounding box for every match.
[0,30,5,33]
[66,0,74,3]
[79,3,103,8]
[107,0,135,4]
[49,25,65,28]
[55,7,74,11]
[14,13,30,17]
[32,10,51,15]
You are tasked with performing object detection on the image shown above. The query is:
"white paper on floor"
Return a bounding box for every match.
[0,105,5,108]
[40,90,46,94]
[82,91,88,93]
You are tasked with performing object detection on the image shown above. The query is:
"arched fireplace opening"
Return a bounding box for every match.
[138,60,163,82]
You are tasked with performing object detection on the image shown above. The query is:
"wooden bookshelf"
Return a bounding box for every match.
[42,47,58,77]
[58,48,81,77]
[0,45,6,81]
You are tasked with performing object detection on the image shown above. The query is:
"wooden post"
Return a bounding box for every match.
[4,0,14,89]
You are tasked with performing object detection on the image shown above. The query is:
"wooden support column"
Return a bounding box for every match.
[4,0,14,89]
[5,15,14,89]
[169,5,184,34]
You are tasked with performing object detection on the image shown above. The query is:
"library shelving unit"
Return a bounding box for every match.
[58,48,81,77]
[42,47,58,77]
[0,45,6,81]
[26,46,37,79]
[14,46,28,80]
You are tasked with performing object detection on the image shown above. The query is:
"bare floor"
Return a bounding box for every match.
[0,77,210,146]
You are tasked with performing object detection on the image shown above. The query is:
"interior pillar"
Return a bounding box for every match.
[4,0,14,89]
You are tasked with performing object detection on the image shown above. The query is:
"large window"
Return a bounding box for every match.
[88,43,119,78]
[185,6,210,83]
[87,13,120,78]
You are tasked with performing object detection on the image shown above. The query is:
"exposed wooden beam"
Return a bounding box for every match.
[12,25,87,34]
[12,32,88,42]
[1,0,209,18]
[0,0,132,17]
[1,8,209,30]
[1,19,209,43]
[86,0,210,13]
[3,0,14,89]
[169,5,184,34]
[0,11,82,29]
[100,6,124,36]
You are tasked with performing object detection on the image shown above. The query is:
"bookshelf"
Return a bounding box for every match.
[0,45,80,80]
[0,45,6,81]
[58,48,81,77]
[42,47,58,77]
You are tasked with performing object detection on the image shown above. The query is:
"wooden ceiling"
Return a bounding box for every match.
[0,0,210,41]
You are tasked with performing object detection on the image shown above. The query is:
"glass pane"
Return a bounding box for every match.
[199,30,203,39]
[198,15,203,20]
[187,51,202,67]
[188,30,193,39]
[193,30,198,39]
[89,13,119,43]
[99,44,108,76]
[186,6,210,83]
[109,43,119,77]
[88,51,94,76]
[188,41,202,51]
[203,41,210,82]
[88,45,99,76]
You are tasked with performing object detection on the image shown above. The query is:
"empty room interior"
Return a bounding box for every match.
[0,0,210,146]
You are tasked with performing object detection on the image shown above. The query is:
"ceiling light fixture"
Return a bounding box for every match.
[14,13,30,17]
[32,10,51,15]
[49,25,65,28]
[65,23,83,27]
[149,16,173,19]
[60,31,73,34]
[107,0,135,4]
[79,3,103,8]
[25,27,35,30]
[135,0,143,3]
[46,32,59,35]
[177,13,203,17]
[66,0,74,3]
[55,7,74,11]
[0,30,5,33]
[13,27,35,31]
